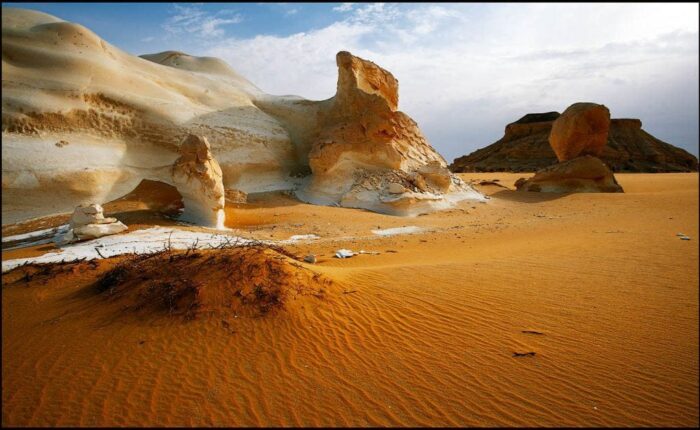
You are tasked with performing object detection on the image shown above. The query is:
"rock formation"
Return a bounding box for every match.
[171,135,226,228]
[283,51,483,215]
[512,102,624,194]
[549,103,611,161]
[450,113,698,173]
[514,156,623,193]
[56,204,127,244]
[1,8,483,223]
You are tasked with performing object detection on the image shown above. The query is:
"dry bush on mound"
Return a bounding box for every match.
[94,241,331,319]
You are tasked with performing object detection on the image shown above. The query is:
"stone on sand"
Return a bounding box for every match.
[58,203,128,244]
[515,155,623,193]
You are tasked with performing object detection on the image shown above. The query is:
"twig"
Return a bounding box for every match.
[94,247,107,259]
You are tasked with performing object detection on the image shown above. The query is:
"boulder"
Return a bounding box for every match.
[73,222,129,241]
[549,103,611,161]
[515,155,623,193]
[57,203,127,244]
[171,135,226,228]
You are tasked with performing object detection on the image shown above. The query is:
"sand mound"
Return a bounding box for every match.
[94,246,330,318]
[4,245,332,319]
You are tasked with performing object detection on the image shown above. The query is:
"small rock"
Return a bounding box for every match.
[512,351,536,358]
[304,255,317,264]
[335,249,355,259]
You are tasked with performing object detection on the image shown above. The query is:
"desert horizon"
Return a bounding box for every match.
[2,2,698,428]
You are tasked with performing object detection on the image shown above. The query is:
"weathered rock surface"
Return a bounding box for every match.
[171,135,226,228]
[2,8,483,223]
[514,155,624,193]
[450,112,698,173]
[290,51,482,215]
[57,203,127,244]
[224,189,248,204]
[549,103,611,162]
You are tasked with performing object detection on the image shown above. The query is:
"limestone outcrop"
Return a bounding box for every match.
[549,103,611,162]
[56,204,127,244]
[514,156,623,193]
[450,113,698,173]
[171,135,226,228]
[1,8,483,223]
[293,51,483,215]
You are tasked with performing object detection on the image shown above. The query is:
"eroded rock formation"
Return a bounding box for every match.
[293,51,483,215]
[56,203,127,244]
[2,9,483,223]
[171,135,226,228]
[450,113,698,173]
[513,103,624,194]
[514,156,623,193]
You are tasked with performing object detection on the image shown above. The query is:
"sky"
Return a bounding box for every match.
[3,2,699,159]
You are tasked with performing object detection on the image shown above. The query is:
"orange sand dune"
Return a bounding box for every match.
[2,173,698,426]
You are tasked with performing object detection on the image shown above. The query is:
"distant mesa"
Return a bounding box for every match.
[1,7,483,224]
[450,111,699,173]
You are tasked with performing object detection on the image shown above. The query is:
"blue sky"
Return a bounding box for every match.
[3,2,699,159]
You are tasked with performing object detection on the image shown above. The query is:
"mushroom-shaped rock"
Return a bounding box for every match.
[549,103,611,162]
[57,203,128,244]
[515,155,623,193]
[171,134,226,228]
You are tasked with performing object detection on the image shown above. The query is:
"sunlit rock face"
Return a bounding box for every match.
[295,51,484,215]
[1,8,483,223]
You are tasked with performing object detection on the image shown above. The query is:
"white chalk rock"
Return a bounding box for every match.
[58,204,128,244]
[73,221,128,240]
[69,203,106,228]
[335,249,355,259]
[171,135,226,229]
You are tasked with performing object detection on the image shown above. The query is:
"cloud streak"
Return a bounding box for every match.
[163,5,242,38]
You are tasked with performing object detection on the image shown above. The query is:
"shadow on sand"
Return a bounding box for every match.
[489,189,570,203]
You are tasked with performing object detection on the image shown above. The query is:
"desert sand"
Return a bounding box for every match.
[2,172,698,427]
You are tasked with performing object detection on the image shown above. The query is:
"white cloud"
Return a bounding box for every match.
[204,3,699,158]
[333,3,354,13]
[163,5,242,38]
